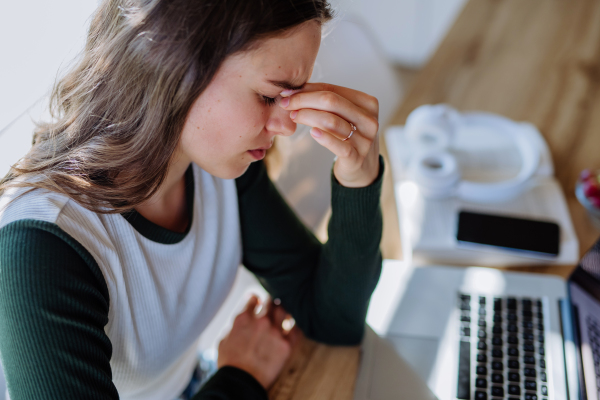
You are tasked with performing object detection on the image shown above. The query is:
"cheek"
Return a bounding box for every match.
[180,95,268,159]
[212,101,268,151]
[223,97,273,151]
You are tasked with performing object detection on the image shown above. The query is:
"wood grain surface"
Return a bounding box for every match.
[382,0,600,278]
[269,333,360,400]
[272,1,600,398]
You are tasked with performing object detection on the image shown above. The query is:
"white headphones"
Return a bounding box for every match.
[404,104,545,203]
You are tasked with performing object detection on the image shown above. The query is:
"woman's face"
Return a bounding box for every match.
[178,21,322,179]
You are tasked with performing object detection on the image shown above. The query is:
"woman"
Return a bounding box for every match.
[0,0,383,399]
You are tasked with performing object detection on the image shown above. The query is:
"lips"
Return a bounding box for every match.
[248,149,267,160]
[247,142,272,161]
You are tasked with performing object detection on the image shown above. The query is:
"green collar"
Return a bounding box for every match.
[121,165,194,244]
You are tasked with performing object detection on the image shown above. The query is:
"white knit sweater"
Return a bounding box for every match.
[0,164,242,400]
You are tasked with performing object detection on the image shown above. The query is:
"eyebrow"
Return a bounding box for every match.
[267,80,306,91]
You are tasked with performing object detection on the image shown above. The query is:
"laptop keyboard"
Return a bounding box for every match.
[586,315,600,397]
[457,293,549,400]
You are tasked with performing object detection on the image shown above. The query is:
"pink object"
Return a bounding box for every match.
[577,170,600,230]
[584,180,600,200]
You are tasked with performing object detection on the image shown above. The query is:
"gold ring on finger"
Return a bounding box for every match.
[343,123,357,141]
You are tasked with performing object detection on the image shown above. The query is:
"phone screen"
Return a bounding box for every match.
[456,211,560,257]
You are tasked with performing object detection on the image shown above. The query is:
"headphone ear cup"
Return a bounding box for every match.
[409,150,461,198]
[405,104,460,150]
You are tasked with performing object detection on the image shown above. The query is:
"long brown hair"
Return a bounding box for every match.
[0,0,333,213]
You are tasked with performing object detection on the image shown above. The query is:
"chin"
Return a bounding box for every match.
[208,162,252,180]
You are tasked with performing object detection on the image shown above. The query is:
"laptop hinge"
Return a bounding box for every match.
[560,298,583,400]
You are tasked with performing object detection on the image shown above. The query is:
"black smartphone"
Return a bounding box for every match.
[456,211,560,257]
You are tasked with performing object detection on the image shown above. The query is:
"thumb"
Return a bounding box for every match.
[243,294,260,315]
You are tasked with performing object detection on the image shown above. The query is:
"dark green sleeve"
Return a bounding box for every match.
[194,367,267,399]
[236,156,384,345]
[0,220,267,400]
[0,220,117,399]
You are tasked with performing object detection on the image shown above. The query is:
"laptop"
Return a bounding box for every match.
[354,238,600,400]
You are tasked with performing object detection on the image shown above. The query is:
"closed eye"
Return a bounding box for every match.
[261,95,278,107]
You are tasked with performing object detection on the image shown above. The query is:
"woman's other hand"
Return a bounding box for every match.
[279,83,380,188]
[218,295,293,389]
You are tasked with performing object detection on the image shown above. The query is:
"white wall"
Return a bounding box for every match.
[329,0,466,68]
[0,1,99,178]
[0,1,99,132]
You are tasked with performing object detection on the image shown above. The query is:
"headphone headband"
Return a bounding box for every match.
[405,105,542,203]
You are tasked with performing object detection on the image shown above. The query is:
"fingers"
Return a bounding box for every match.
[267,300,294,334]
[243,295,260,315]
[291,108,350,141]
[286,326,302,347]
[218,305,293,389]
[262,299,296,345]
[291,109,372,151]
[280,84,380,188]
[272,305,288,330]
[281,91,378,138]
[309,127,359,161]
[282,82,379,118]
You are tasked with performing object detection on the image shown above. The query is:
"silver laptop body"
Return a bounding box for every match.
[355,240,600,400]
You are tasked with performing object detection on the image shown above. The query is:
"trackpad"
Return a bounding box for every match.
[368,335,439,400]
[383,334,440,383]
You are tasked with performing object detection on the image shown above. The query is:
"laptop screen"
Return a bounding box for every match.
[568,239,600,400]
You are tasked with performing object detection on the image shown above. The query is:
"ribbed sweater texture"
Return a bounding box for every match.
[0,157,384,399]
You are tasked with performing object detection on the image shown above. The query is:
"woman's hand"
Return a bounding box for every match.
[279,83,380,188]
[218,296,294,389]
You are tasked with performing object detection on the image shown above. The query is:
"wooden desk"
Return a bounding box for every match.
[271,1,600,398]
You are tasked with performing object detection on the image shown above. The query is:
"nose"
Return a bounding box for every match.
[265,104,296,137]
